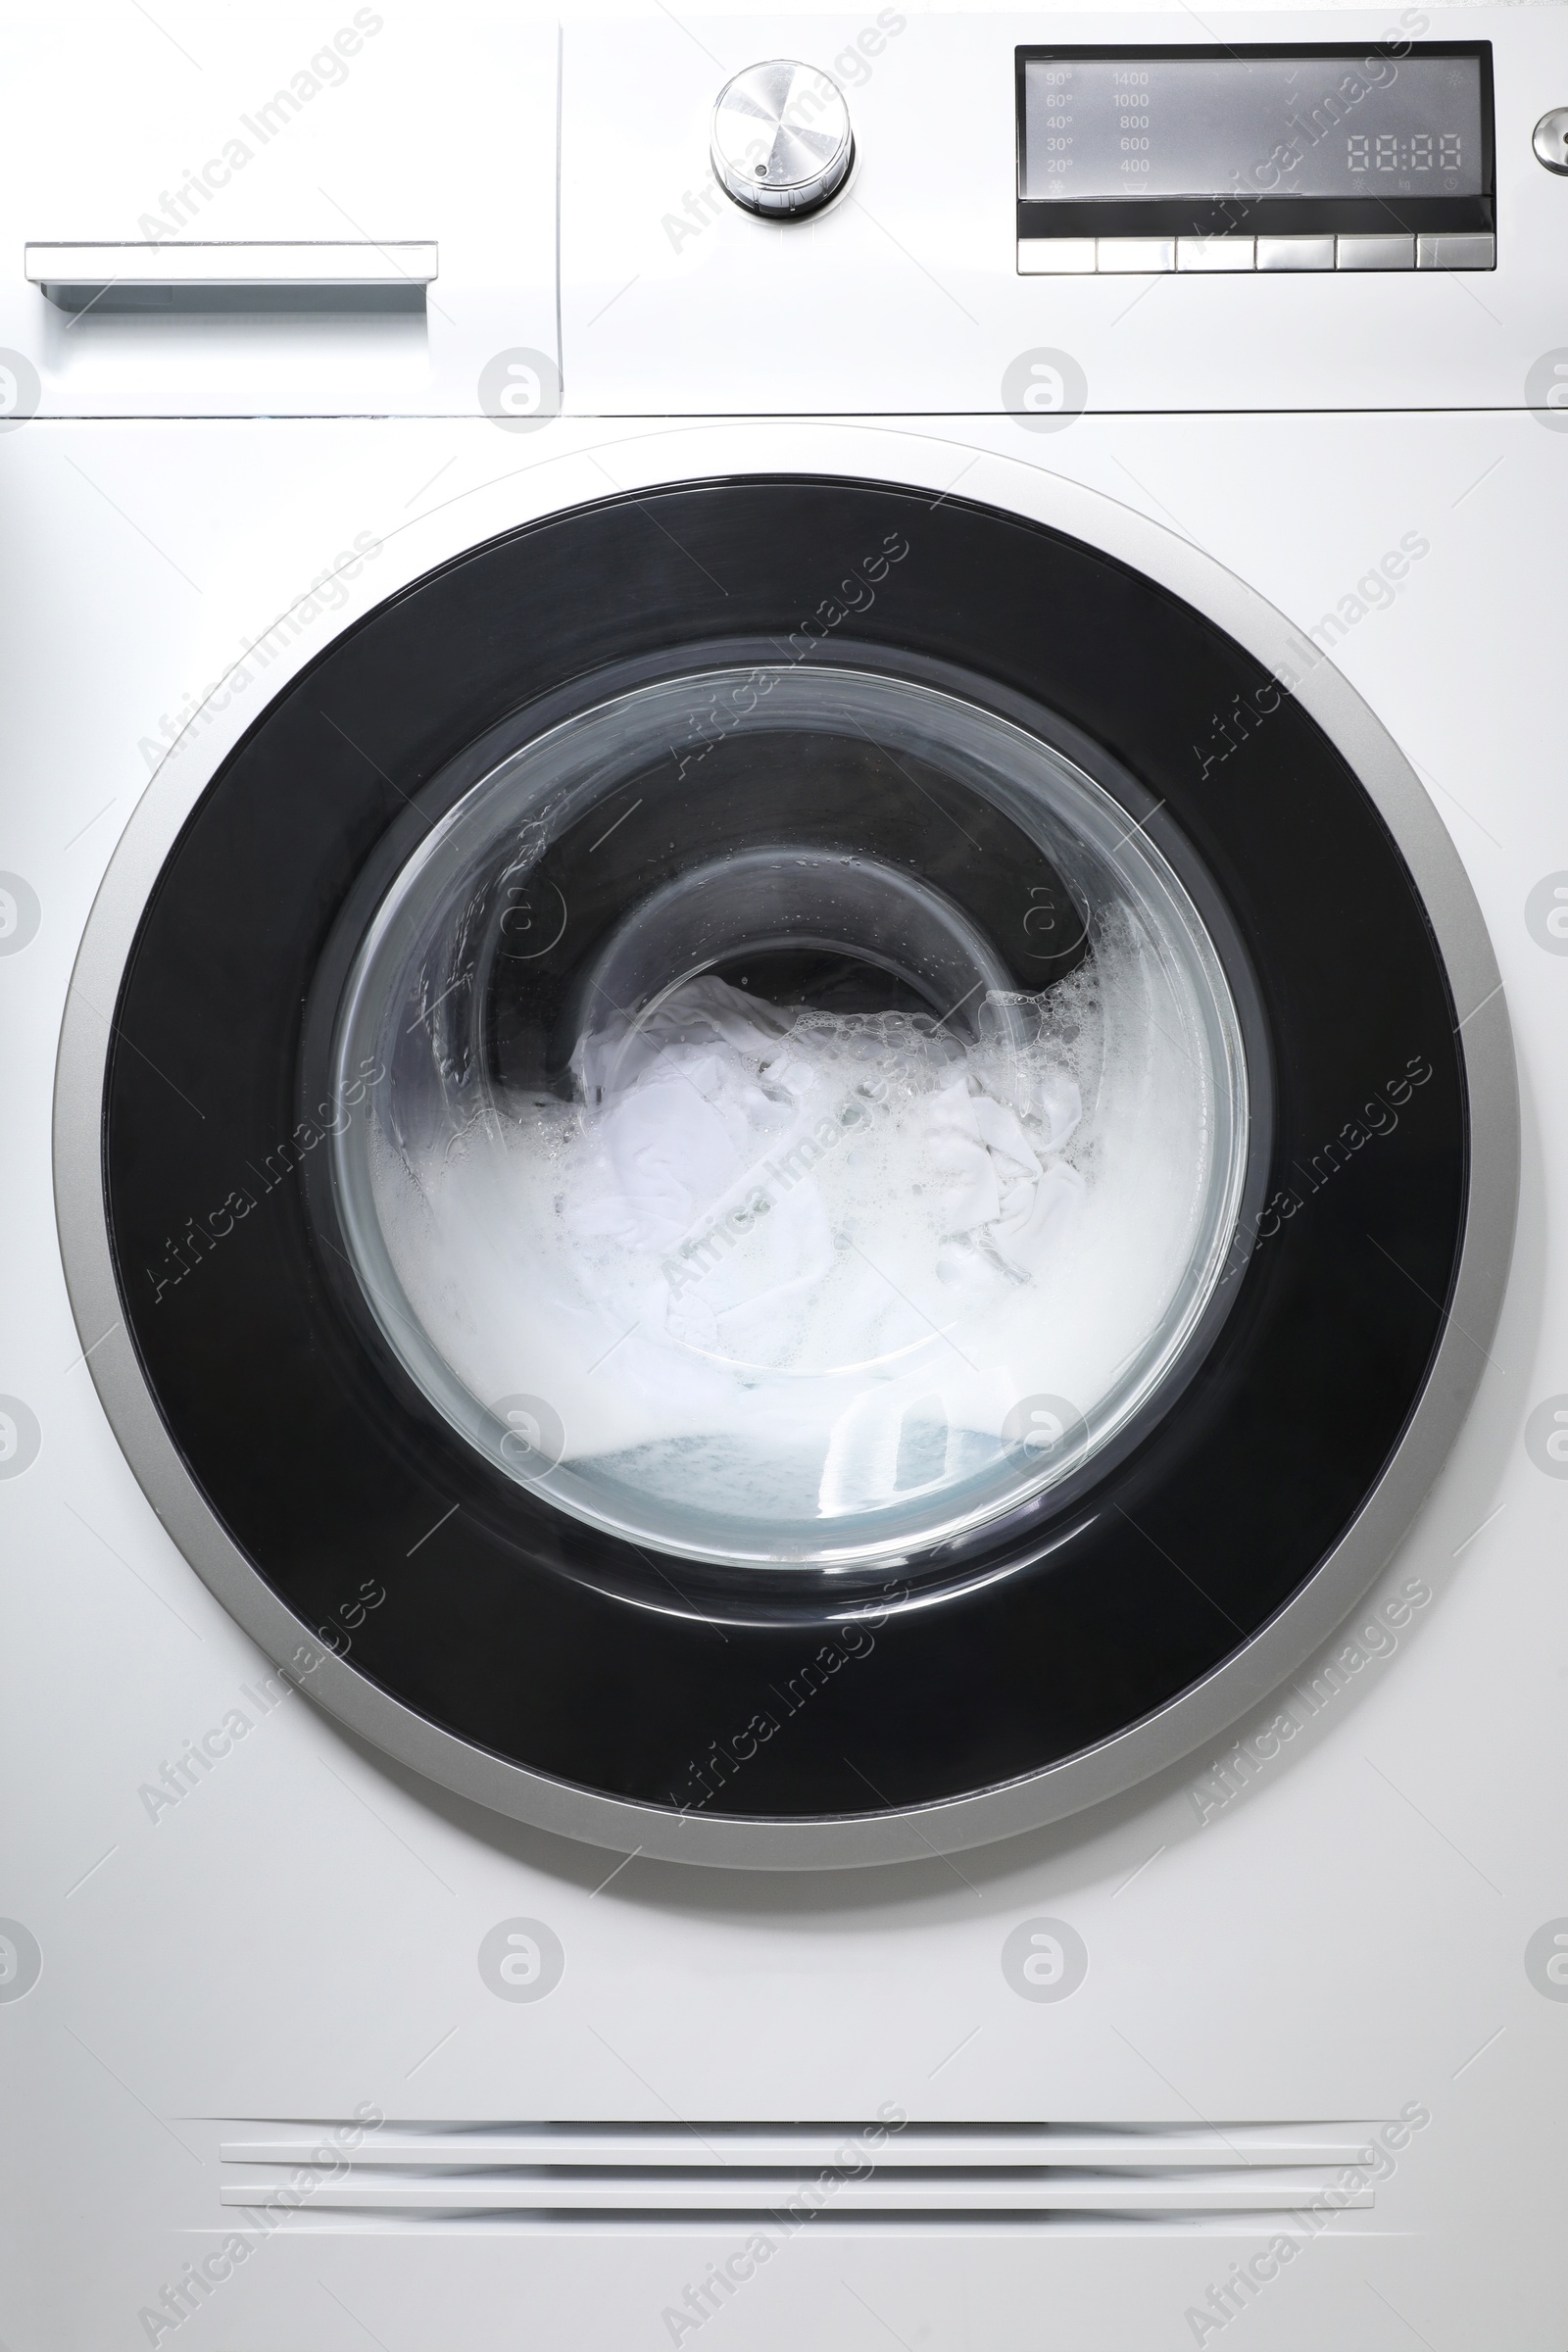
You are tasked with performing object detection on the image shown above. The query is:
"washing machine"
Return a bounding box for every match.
[2,0,1566,2343]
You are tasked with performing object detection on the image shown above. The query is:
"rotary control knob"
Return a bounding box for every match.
[710,59,854,219]
[1535,108,1568,173]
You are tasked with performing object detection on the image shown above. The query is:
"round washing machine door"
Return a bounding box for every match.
[59,475,1514,1866]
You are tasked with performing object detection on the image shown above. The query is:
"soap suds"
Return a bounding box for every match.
[366,916,1216,1534]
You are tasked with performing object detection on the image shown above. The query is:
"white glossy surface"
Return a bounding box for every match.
[3,0,1567,2342]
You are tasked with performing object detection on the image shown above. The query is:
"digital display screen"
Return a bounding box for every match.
[1021,54,1486,203]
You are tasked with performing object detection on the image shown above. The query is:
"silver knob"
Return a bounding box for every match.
[710,60,854,219]
[1534,108,1568,173]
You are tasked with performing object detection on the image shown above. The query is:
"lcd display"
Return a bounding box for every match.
[1021,54,1486,202]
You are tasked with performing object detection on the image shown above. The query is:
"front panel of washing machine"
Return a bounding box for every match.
[8,0,1558,2342]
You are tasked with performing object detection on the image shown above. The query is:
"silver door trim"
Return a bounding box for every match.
[53,451,1517,1868]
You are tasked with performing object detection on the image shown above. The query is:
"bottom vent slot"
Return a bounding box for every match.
[218,2122,1384,2222]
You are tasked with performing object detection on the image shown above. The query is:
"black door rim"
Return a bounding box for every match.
[299,634,1273,1605]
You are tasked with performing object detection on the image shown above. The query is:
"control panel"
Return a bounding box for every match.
[555,9,1568,417]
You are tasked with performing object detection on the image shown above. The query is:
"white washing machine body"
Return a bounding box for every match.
[2,5,1566,2349]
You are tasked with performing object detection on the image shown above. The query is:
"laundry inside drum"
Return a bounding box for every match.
[329,666,1251,1570]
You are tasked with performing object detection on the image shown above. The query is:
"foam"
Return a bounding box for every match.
[366,913,1221,1536]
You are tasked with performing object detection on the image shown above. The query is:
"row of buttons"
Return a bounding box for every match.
[1018,232,1495,275]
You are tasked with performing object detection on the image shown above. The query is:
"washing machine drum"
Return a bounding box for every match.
[99,478,1474,1850]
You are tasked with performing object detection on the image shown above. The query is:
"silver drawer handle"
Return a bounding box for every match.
[25,240,438,304]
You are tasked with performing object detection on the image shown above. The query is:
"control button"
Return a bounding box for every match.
[1337,233,1415,270]
[1096,237,1176,272]
[1416,231,1495,270]
[1256,235,1336,271]
[1175,236,1254,270]
[710,60,853,218]
[1018,238,1096,274]
[1534,108,1568,173]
